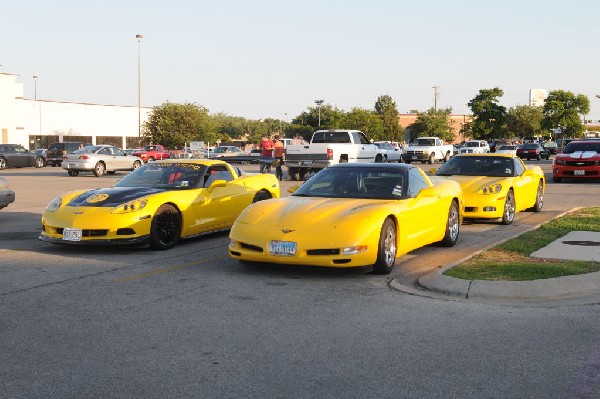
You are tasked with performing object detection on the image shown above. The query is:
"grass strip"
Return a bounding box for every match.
[445,207,600,281]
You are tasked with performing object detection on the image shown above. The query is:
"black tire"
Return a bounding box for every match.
[0,157,6,170]
[51,163,57,167]
[443,152,450,162]
[34,157,45,168]
[288,167,299,181]
[501,189,515,225]
[439,200,460,247]
[404,160,411,164]
[298,170,307,180]
[375,154,383,163]
[536,154,541,161]
[252,190,271,203]
[383,155,388,163]
[147,156,155,162]
[372,218,397,275]
[133,160,141,170]
[93,162,105,177]
[428,154,435,164]
[150,204,182,250]
[552,175,562,183]
[531,181,544,212]
[107,171,116,175]
[67,170,79,177]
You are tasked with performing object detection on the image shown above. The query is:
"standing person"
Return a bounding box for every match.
[259,135,274,173]
[272,134,285,181]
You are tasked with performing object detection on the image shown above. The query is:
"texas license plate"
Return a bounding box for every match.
[575,170,585,175]
[412,156,417,159]
[63,228,82,241]
[269,240,297,256]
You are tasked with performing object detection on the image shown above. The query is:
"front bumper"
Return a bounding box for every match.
[553,166,600,179]
[462,194,507,219]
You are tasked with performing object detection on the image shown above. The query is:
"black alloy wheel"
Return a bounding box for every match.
[150,204,182,250]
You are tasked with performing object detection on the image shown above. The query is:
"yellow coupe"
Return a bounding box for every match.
[229,163,463,274]
[434,153,545,224]
[40,160,279,249]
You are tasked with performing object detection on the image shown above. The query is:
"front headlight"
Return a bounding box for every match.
[554,159,566,165]
[111,198,148,214]
[45,197,63,212]
[477,183,503,195]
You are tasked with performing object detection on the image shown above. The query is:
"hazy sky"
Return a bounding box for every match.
[3,0,600,121]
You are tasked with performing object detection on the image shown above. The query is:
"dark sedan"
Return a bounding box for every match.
[516,143,550,161]
[0,144,45,169]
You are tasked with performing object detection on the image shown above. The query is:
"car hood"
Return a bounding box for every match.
[237,196,396,227]
[67,187,168,207]
[555,151,599,160]
[436,175,505,193]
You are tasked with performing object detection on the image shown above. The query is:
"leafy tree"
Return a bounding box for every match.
[142,102,217,148]
[541,90,590,138]
[467,88,507,140]
[341,108,384,139]
[374,95,402,141]
[505,105,543,139]
[291,103,345,130]
[405,107,455,142]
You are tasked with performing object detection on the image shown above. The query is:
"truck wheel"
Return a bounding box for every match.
[428,154,435,164]
[147,156,155,162]
[299,169,307,180]
[443,152,450,162]
[375,154,383,163]
[288,167,299,181]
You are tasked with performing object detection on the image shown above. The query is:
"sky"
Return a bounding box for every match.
[3,0,600,122]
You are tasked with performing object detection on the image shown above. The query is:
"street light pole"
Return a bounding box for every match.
[315,99,324,127]
[33,76,41,148]
[136,34,144,139]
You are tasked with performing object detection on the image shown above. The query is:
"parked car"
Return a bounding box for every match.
[62,145,143,177]
[435,154,545,225]
[0,176,16,210]
[374,141,402,162]
[0,144,45,169]
[33,149,48,166]
[516,143,550,160]
[40,159,280,250]
[552,140,600,183]
[229,163,463,275]
[495,144,518,156]
[46,142,89,167]
[209,146,246,157]
[459,140,490,154]
[543,141,559,154]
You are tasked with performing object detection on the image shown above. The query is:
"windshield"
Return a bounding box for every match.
[464,141,481,147]
[562,142,600,154]
[115,162,207,189]
[498,145,516,151]
[413,138,435,146]
[437,156,514,177]
[294,166,405,199]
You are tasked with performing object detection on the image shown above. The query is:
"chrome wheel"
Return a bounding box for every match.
[373,218,397,275]
[502,190,515,225]
[440,200,460,246]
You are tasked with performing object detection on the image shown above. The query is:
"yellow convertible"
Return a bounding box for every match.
[40,160,279,249]
[434,153,545,224]
[229,163,463,274]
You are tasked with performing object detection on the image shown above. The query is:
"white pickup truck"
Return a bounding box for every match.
[401,136,454,164]
[285,129,385,180]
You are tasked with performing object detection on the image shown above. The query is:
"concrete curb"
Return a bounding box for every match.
[392,207,600,301]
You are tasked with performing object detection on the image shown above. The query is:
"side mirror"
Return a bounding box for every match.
[208,179,227,193]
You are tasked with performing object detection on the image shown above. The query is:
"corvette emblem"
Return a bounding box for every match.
[281,229,295,234]
[86,193,109,203]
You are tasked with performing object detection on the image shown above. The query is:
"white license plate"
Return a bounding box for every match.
[523,150,529,153]
[269,240,297,256]
[63,228,82,241]
[412,156,417,159]
[301,161,312,166]
[575,170,585,176]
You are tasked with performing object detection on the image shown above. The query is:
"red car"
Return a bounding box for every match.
[516,143,550,161]
[552,140,600,182]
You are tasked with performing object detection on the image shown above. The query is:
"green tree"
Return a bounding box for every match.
[340,108,384,139]
[505,105,543,139]
[142,102,217,148]
[291,103,345,130]
[467,88,507,140]
[405,107,455,142]
[541,90,590,138]
[374,95,402,141]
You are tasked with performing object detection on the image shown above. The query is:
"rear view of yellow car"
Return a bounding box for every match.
[229,163,463,274]
[40,160,279,249]
[434,154,544,224]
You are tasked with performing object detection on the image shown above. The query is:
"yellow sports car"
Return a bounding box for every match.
[229,163,463,274]
[40,160,280,249]
[434,153,545,224]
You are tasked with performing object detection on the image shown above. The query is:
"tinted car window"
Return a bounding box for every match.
[407,168,430,197]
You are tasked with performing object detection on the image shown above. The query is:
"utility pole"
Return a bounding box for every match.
[432,86,440,111]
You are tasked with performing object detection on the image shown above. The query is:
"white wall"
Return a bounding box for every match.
[0,72,151,148]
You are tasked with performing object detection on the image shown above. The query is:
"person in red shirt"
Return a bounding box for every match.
[259,135,274,173]
[272,134,285,181]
